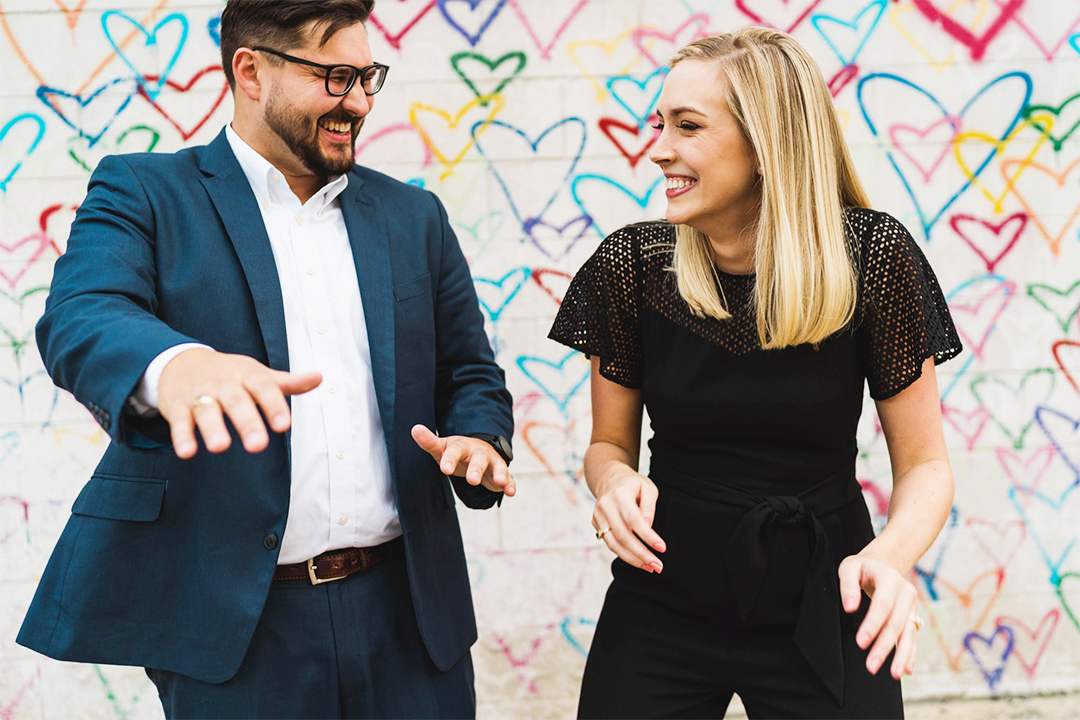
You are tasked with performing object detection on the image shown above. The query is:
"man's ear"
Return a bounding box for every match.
[233,48,263,102]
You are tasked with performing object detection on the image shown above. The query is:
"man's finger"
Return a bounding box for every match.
[192,400,232,453]
[244,375,292,433]
[217,387,269,453]
[439,442,466,477]
[466,452,491,486]
[411,425,445,460]
[274,370,322,396]
[163,402,198,459]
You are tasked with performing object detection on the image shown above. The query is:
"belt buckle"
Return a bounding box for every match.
[306,556,347,585]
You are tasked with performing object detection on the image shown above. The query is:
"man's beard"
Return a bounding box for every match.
[265,85,359,177]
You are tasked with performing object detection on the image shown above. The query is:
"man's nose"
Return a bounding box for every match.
[340,82,373,116]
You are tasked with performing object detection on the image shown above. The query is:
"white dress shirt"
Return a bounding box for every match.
[133,124,401,564]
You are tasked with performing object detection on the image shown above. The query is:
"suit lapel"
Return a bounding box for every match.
[339,179,397,465]
[198,131,290,373]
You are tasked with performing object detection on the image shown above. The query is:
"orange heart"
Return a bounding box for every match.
[920,569,1004,670]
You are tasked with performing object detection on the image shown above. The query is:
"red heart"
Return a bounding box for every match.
[139,66,230,141]
[507,0,590,60]
[827,64,859,98]
[530,268,572,305]
[994,610,1060,679]
[368,0,436,50]
[949,212,1026,273]
[597,117,659,170]
[911,0,1023,60]
[965,518,1025,569]
[735,0,823,34]
[1053,340,1080,398]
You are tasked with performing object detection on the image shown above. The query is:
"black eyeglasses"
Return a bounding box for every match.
[252,47,389,96]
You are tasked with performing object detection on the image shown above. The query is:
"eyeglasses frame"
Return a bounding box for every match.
[251,46,389,96]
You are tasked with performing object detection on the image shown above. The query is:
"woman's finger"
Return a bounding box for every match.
[838,556,864,613]
[892,617,917,679]
[594,506,656,572]
[867,593,911,675]
[856,578,897,651]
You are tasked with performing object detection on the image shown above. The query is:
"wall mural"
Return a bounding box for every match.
[1,0,1078,717]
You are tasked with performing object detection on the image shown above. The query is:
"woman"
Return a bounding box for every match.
[549,28,960,719]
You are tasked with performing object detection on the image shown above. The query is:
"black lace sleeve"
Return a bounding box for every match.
[856,209,962,400]
[548,226,643,389]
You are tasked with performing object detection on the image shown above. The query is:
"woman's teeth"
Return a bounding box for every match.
[667,178,696,190]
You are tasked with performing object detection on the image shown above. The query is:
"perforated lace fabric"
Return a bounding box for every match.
[548,207,962,400]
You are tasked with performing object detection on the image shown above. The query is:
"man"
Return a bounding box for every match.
[17,1,515,716]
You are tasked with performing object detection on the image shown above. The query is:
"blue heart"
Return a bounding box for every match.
[1035,406,1080,482]
[1071,33,1080,54]
[1008,483,1078,582]
[101,11,190,101]
[857,72,1032,240]
[570,173,665,237]
[939,273,1012,402]
[473,267,531,322]
[473,117,587,233]
[811,0,886,67]
[208,13,222,47]
[560,616,597,657]
[36,78,138,147]
[516,351,590,414]
[437,0,509,46]
[0,113,46,192]
[963,626,1014,690]
[606,67,668,129]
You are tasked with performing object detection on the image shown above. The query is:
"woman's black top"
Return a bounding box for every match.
[547,208,962,702]
[549,207,961,492]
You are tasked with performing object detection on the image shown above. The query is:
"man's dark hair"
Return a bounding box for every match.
[220,0,375,89]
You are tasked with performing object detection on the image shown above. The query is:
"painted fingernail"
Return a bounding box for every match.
[650,562,663,573]
[654,542,666,552]
[858,632,870,646]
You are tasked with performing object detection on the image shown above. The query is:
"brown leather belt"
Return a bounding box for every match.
[274,540,395,585]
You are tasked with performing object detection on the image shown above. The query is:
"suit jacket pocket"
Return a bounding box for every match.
[394,272,431,302]
[71,474,166,522]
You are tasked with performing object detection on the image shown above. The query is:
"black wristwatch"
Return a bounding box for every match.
[466,433,513,464]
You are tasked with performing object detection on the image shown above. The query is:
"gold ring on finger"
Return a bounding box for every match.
[191,395,217,410]
[596,527,610,541]
[909,614,924,630]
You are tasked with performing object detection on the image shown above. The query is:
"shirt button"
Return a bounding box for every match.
[327,385,337,394]
[336,449,345,459]
[263,533,278,550]
[271,174,280,183]
[317,326,327,335]
[306,267,315,275]
[295,217,303,225]
[338,515,348,526]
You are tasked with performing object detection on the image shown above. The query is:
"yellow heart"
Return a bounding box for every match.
[953,115,1054,214]
[567,28,657,104]
[889,0,990,73]
[409,93,505,180]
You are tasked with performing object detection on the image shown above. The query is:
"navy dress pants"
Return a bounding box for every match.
[146,541,475,719]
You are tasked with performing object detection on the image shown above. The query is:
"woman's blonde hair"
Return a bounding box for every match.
[667,27,871,349]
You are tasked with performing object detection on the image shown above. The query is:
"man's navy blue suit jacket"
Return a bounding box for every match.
[17,129,513,683]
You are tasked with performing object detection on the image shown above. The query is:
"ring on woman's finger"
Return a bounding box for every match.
[191,395,217,410]
[909,614,924,630]
[596,527,610,540]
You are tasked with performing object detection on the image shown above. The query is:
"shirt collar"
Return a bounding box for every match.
[225,124,349,214]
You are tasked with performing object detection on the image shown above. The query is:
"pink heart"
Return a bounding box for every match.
[888,115,961,183]
[949,212,1026,273]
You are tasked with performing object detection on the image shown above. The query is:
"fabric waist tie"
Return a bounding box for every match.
[653,461,863,705]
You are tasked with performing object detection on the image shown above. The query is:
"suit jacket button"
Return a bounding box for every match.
[263,533,278,550]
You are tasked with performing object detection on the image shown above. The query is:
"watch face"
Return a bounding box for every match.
[497,436,513,461]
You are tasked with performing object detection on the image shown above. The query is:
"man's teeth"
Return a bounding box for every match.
[320,120,352,134]
[667,178,696,190]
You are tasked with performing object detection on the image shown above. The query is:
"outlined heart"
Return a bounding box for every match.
[507,0,590,60]
[560,616,597,657]
[953,117,1052,214]
[473,267,531,322]
[630,13,711,68]
[101,10,189,101]
[68,124,162,174]
[911,0,1022,60]
[523,214,592,261]
[1023,92,1080,152]
[970,368,1055,449]
[949,212,1025,273]
[1027,281,1080,333]
[368,0,437,50]
[598,117,660,169]
[606,66,668,129]
[946,274,1016,359]
[570,174,665,237]
[567,28,656,103]
[857,71,1032,239]
[355,122,433,169]
[450,51,527,103]
[963,625,1014,689]
[811,0,887,68]
[516,350,590,414]
[1033,406,1080,480]
[965,518,1025,569]
[994,610,1060,679]
[473,118,587,231]
[1002,157,1080,256]
[0,113,46,192]
[940,403,991,450]
[735,0,824,34]
[998,0,1080,61]
[994,445,1057,506]
[437,0,510,46]
[920,568,1004,670]
[531,268,573,305]
[138,65,231,141]
[37,77,140,147]
[409,93,505,179]
[888,115,960,183]
[1008,482,1079,580]
[1053,340,1080,398]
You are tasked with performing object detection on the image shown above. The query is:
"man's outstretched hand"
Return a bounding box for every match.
[411,424,516,497]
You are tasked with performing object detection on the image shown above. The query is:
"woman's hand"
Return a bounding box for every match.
[592,472,667,573]
[838,554,920,680]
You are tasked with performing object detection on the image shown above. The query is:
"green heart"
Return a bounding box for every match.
[1027,280,1080,333]
[969,368,1056,449]
[1023,92,1080,152]
[450,51,527,104]
[94,664,157,720]
[0,285,49,356]
[1056,572,1080,632]
[68,124,162,173]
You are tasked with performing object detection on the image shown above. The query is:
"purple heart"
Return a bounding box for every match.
[437,0,509,46]
[523,215,593,261]
[964,626,1014,689]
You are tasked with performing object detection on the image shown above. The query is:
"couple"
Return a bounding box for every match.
[19,1,961,718]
